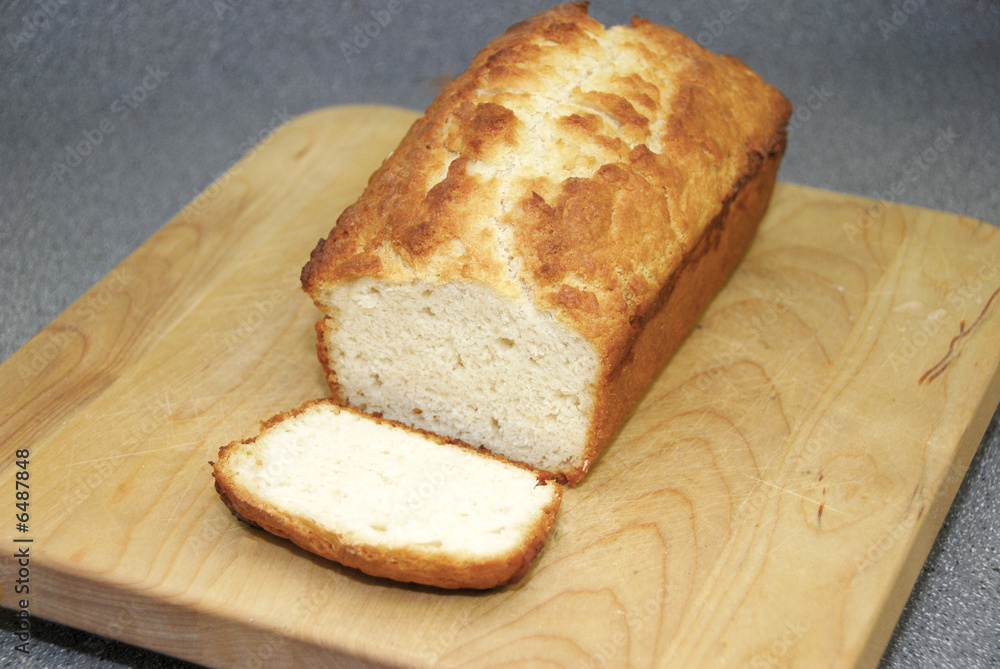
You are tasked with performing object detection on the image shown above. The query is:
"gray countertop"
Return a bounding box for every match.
[1,1,998,667]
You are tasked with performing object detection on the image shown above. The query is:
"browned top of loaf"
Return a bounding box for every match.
[302,2,791,365]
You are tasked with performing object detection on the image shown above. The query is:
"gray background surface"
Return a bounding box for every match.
[1,0,998,667]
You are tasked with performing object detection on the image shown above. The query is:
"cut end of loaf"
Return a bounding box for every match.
[213,399,563,589]
[316,279,600,478]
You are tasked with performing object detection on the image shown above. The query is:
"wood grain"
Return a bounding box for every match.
[2,105,999,669]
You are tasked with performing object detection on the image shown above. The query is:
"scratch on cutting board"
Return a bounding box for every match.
[743,474,843,515]
[155,474,200,546]
[920,284,1000,384]
[66,444,197,466]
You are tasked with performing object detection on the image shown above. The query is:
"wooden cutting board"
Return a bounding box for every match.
[2,105,999,669]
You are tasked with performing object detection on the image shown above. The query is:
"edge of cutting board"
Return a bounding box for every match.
[1,105,999,669]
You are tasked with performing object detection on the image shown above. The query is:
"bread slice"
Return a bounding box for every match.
[301,3,791,482]
[212,399,562,589]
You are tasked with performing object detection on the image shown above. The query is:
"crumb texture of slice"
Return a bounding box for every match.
[213,400,562,589]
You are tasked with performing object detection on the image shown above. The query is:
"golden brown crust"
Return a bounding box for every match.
[212,399,563,589]
[301,3,791,483]
[571,141,786,482]
[301,4,789,318]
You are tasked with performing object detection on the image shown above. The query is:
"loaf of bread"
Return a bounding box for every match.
[301,3,791,483]
[213,400,562,589]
